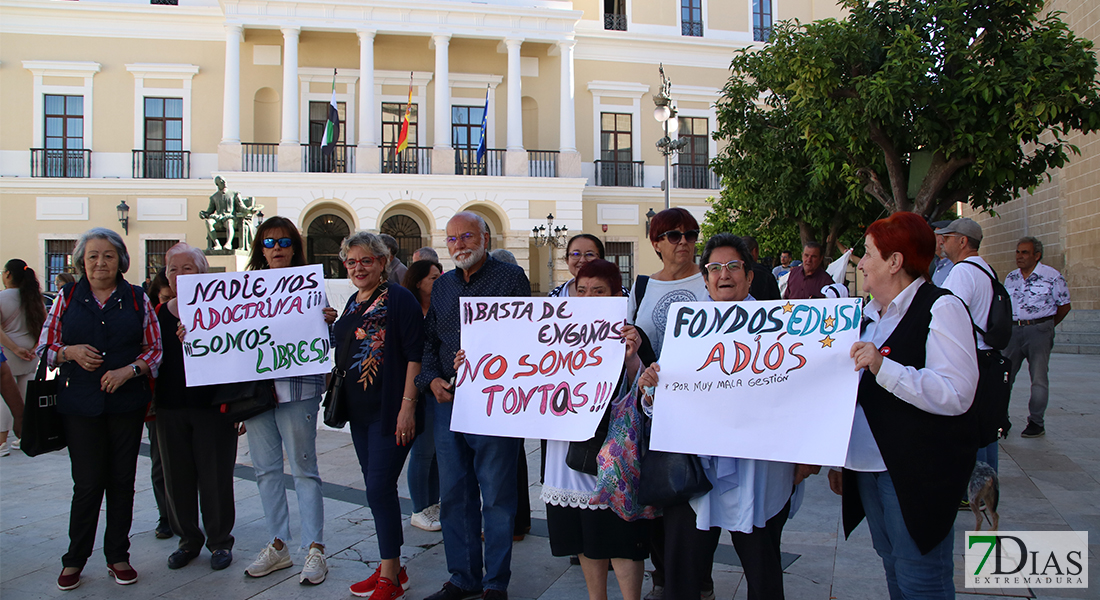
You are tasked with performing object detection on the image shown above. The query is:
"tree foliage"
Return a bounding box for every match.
[709,0,1100,241]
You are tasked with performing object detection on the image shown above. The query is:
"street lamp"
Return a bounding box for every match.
[653,64,689,210]
[116,200,130,234]
[645,208,657,236]
[531,212,569,290]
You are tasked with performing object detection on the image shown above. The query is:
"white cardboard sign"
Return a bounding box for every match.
[650,298,862,466]
[176,265,333,386]
[453,297,628,441]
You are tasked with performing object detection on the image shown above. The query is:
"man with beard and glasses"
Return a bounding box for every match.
[417,212,531,600]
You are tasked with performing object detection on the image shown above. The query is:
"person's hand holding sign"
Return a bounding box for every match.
[850,341,884,375]
[638,362,660,408]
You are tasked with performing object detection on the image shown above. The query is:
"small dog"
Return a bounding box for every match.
[968,461,1000,531]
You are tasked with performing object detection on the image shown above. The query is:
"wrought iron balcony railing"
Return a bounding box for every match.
[455,147,505,176]
[302,143,354,173]
[594,160,644,187]
[380,145,431,174]
[673,164,720,190]
[242,143,279,172]
[31,148,91,178]
[528,150,559,177]
[132,149,189,179]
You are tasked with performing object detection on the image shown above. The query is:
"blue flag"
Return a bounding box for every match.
[475,85,489,164]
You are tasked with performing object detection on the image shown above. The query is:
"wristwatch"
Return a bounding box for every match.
[131,364,140,377]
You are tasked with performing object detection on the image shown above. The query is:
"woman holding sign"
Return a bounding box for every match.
[154,243,239,572]
[36,227,162,590]
[828,212,978,599]
[638,234,809,600]
[241,217,335,585]
[334,232,424,600]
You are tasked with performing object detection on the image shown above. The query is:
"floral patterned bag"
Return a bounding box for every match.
[592,372,657,522]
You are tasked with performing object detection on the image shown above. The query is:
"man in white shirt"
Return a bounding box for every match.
[936,218,997,471]
[1003,237,1072,438]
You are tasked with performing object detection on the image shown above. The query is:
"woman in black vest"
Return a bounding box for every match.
[36,227,163,590]
[828,212,979,599]
[155,243,239,572]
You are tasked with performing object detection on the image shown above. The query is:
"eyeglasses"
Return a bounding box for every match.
[658,229,699,245]
[568,251,599,260]
[344,256,378,269]
[704,260,744,274]
[262,237,293,249]
[446,232,478,245]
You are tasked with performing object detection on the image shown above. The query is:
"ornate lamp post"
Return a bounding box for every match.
[653,64,689,210]
[116,200,130,234]
[531,212,569,290]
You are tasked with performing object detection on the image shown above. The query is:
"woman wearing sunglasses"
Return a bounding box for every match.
[240,217,335,585]
[547,234,629,298]
[625,207,710,599]
[333,232,425,599]
[638,234,808,600]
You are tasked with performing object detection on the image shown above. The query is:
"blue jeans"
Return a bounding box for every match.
[434,399,521,593]
[975,442,998,473]
[349,400,412,560]
[857,471,956,599]
[245,396,324,548]
[407,397,439,513]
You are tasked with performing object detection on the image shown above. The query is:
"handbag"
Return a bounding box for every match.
[21,358,67,457]
[211,379,276,422]
[637,449,713,508]
[975,349,1012,445]
[322,287,383,428]
[566,405,612,475]
[592,375,657,522]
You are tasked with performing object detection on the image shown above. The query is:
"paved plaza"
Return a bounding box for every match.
[1,354,1096,599]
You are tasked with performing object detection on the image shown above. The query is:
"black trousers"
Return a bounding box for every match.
[146,421,169,528]
[664,498,792,600]
[156,407,238,553]
[514,441,531,535]
[61,408,146,568]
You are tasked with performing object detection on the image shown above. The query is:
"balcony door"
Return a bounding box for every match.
[144,97,184,178]
[306,100,348,172]
[43,95,85,177]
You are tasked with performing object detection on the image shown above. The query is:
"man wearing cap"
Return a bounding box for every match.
[931,220,955,286]
[1003,236,1072,438]
[936,218,999,470]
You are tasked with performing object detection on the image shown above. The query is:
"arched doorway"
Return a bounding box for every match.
[307,213,350,278]
[380,214,422,265]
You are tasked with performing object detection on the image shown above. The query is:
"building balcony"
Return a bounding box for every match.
[132,149,190,179]
[242,143,278,172]
[380,145,432,174]
[30,148,91,178]
[455,148,505,176]
[604,14,627,31]
[673,164,720,190]
[528,150,559,177]
[302,143,354,173]
[594,160,644,187]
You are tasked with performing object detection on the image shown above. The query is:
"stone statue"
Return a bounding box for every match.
[200,176,244,251]
[236,196,265,252]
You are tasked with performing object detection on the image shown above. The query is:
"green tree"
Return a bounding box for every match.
[709,0,1100,236]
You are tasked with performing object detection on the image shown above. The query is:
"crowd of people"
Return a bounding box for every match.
[0,206,1072,600]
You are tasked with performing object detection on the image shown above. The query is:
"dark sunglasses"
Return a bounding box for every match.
[658,229,699,245]
[262,237,293,249]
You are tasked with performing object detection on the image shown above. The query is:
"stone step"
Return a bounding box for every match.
[1053,343,1100,355]
[1057,332,1100,345]
[1057,319,1098,333]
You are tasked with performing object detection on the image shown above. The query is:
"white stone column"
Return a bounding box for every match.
[504,38,528,176]
[432,34,454,174]
[557,39,581,177]
[357,29,378,173]
[218,24,243,170]
[278,26,302,171]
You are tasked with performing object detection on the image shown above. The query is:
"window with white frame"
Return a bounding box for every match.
[127,63,199,179]
[24,61,99,178]
[682,0,703,37]
[754,0,773,42]
[604,0,627,31]
[45,239,77,292]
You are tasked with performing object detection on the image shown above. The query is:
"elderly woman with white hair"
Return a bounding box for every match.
[36,227,162,591]
[334,231,425,599]
[155,243,239,572]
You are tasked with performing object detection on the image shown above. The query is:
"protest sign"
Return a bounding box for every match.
[453,297,628,441]
[176,264,333,386]
[650,298,862,466]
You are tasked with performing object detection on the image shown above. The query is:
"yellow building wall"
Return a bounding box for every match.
[632,1,675,27]
[710,0,749,33]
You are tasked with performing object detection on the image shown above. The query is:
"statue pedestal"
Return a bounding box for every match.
[204,249,251,273]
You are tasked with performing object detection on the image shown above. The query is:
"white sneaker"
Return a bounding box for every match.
[245,542,292,578]
[0,442,8,457]
[9,438,18,450]
[411,504,442,532]
[299,546,328,585]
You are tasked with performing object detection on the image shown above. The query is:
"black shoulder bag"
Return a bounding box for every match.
[323,285,383,428]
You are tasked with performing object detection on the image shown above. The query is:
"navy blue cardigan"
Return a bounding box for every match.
[333,283,425,436]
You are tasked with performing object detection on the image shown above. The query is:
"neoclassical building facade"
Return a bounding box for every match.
[0,0,846,293]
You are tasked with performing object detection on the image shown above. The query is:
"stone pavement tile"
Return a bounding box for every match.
[508,535,572,599]
[994,497,1070,528]
[405,544,459,599]
[535,563,605,600]
[1028,470,1100,494]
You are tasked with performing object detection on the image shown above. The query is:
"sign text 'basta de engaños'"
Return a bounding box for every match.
[452,297,627,441]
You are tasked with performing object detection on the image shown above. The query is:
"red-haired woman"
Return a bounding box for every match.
[828,211,979,599]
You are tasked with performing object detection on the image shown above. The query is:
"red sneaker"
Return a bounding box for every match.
[369,576,405,600]
[350,565,409,597]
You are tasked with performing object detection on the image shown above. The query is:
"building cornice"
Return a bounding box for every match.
[0,0,226,41]
[574,29,759,70]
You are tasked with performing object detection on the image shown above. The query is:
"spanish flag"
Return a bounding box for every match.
[396,72,413,154]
